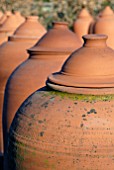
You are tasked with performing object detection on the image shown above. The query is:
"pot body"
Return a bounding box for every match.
[5,89,114,170]
[0,38,38,154]
[3,53,71,151]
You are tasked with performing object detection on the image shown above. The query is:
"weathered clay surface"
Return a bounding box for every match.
[5,89,114,170]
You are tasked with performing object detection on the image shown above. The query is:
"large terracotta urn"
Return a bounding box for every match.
[73,8,94,42]
[93,6,114,49]
[5,34,114,170]
[0,16,46,158]
[3,21,82,154]
[0,11,24,45]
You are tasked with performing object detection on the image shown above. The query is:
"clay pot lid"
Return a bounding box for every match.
[13,15,46,38]
[100,6,114,17]
[78,8,92,19]
[28,21,82,54]
[47,34,114,95]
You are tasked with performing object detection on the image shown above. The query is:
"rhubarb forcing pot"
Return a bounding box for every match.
[93,6,114,49]
[0,16,46,157]
[3,21,82,154]
[0,12,23,45]
[5,34,114,170]
[73,8,94,42]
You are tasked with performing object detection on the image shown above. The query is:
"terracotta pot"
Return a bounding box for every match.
[3,21,82,155]
[0,11,12,44]
[73,8,94,42]
[93,6,114,49]
[0,11,3,19]
[14,16,46,38]
[0,11,11,26]
[0,16,46,158]
[0,11,24,45]
[5,34,114,170]
[14,11,25,26]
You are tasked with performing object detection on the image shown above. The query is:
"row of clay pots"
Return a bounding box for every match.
[2,21,82,156]
[0,11,25,45]
[1,5,114,48]
[4,34,114,170]
[74,6,114,49]
[1,5,114,170]
[0,16,46,159]
[0,15,82,167]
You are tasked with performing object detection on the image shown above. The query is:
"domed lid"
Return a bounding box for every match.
[78,8,92,19]
[13,16,46,38]
[0,12,21,32]
[100,6,114,17]
[47,34,114,95]
[28,21,82,54]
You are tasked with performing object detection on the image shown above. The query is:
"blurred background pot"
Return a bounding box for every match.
[92,6,114,49]
[73,8,94,42]
[0,11,24,45]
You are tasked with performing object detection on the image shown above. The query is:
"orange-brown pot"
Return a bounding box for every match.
[0,11,11,26]
[73,8,94,42]
[0,16,46,157]
[14,11,25,25]
[5,34,114,170]
[3,21,82,154]
[0,11,24,45]
[93,6,114,49]
[0,11,3,19]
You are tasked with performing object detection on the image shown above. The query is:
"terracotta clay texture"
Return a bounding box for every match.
[0,11,11,25]
[14,11,25,25]
[0,11,24,45]
[5,34,114,170]
[73,8,94,42]
[3,21,82,154]
[0,11,3,19]
[93,6,114,49]
[14,16,46,38]
[0,16,46,156]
